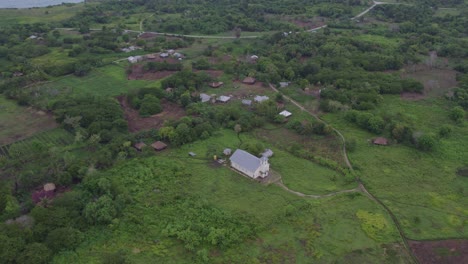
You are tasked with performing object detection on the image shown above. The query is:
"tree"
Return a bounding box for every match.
[46,227,83,252]
[0,234,25,263]
[174,123,193,145]
[234,27,241,38]
[16,243,52,264]
[83,195,117,225]
[139,94,162,117]
[450,106,465,123]
[416,133,437,151]
[159,126,176,141]
[234,124,242,135]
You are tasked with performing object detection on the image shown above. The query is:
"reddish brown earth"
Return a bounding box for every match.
[117,96,186,133]
[229,81,269,98]
[409,239,468,264]
[127,64,177,80]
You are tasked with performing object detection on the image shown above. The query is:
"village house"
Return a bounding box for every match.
[146,54,157,59]
[208,82,224,88]
[373,137,389,146]
[160,53,169,58]
[128,56,143,63]
[279,110,292,118]
[217,95,231,103]
[151,141,168,151]
[254,95,269,103]
[242,99,252,106]
[200,93,211,103]
[134,142,147,151]
[243,77,256,85]
[279,82,290,88]
[229,149,270,179]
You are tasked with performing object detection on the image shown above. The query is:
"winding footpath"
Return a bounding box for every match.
[268,83,419,263]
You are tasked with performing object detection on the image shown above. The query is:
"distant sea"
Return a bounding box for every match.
[0,0,83,8]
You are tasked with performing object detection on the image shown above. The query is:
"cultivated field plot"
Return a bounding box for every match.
[30,65,154,107]
[0,128,73,157]
[0,3,85,26]
[0,96,58,146]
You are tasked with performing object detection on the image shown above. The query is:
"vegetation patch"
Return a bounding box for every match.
[356,210,395,242]
[0,96,58,145]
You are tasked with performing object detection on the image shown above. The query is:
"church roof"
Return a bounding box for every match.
[229,149,264,173]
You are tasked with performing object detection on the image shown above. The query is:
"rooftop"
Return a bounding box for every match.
[230,149,264,173]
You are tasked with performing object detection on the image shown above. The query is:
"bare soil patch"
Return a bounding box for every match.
[409,239,468,264]
[117,96,186,133]
[127,64,177,80]
[230,81,270,99]
[401,64,458,98]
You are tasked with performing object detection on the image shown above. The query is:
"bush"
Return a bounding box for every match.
[139,94,162,117]
[416,133,437,151]
[450,106,465,123]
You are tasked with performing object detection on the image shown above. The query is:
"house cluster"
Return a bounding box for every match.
[242,77,256,85]
[121,46,141,53]
[127,55,144,63]
[159,49,184,60]
[127,50,185,63]
[226,148,273,179]
[133,141,168,151]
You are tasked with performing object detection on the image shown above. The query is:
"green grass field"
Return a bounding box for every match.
[0,95,58,145]
[30,64,155,107]
[0,4,85,26]
[323,95,468,239]
[52,130,409,263]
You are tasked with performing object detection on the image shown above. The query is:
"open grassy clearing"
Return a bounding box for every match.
[29,64,154,107]
[323,95,468,239]
[401,66,458,97]
[0,95,57,145]
[353,34,401,49]
[53,130,409,263]
[0,4,85,26]
[169,130,352,195]
[1,128,73,157]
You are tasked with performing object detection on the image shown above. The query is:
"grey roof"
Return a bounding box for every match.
[242,99,252,105]
[217,95,231,102]
[188,152,196,156]
[279,110,292,117]
[230,149,262,173]
[223,148,232,155]
[200,93,211,103]
[262,149,274,158]
[279,82,290,88]
[254,95,269,103]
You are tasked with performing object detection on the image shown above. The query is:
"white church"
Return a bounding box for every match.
[229,149,270,179]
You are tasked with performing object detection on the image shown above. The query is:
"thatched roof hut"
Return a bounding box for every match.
[151,141,168,151]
